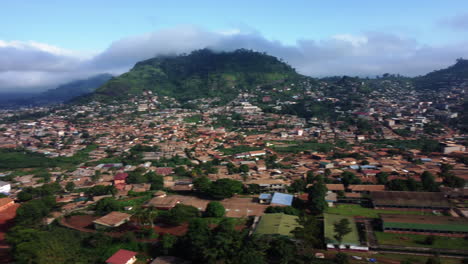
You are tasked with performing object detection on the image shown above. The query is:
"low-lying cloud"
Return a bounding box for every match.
[2,26,468,92]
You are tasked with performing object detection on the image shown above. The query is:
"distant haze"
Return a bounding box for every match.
[1,26,468,92]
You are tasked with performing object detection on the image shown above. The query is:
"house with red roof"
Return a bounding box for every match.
[154,167,174,176]
[114,173,128,190]
[106,249,137,264]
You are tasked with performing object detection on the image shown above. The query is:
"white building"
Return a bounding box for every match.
[0,181,11,194]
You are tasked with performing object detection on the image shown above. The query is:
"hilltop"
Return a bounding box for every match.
[415,58,468,90]
[89,49,307,103]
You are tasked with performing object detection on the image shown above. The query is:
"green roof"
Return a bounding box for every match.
[384,222,468,232]
[254,213,300,237]
[324,214,360,246]
[381,214,468,233]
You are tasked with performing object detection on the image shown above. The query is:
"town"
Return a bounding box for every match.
[0,65,467,264]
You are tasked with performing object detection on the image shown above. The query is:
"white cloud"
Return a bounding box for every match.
[332,34,368,47]
[1,26,468,92]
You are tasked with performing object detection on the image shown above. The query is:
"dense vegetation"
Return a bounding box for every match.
[0,145,97,169]
[415,58,468,90]
[91,49,303,103]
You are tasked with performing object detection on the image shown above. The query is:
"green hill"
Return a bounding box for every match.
[90,49,303,103]
[38,73,113,103]
[0,74,112,108]
[415,58,468,90]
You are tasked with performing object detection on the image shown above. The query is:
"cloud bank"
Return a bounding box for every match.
[2,26,468,92]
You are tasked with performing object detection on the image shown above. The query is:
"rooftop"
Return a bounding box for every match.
[254,213,300,237]
[381,214,468,233]
[93,211,131,227]
[271,192,294,206]
[370,191,450,208]
[106,249,137,264]
[324,214,360,246]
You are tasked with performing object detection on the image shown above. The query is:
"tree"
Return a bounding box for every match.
[136,208,158,227]
[167,204,201,225]
[65,182,75,193]
[15,196,56,226]
[267,236,296,264]
[307,176,328,214]
[340,171,360,188]
[376,172,389,185]
[306,170,315,184]
[91,171,101,182]
[205,201,225,218]
[334,252,349,264]
[426,257,441,264]
[193,176,211,193]
[208,178,243,199]
[158,234,177,255]
[17,191,33,202]
[239,164,249,173]
[94,197,121,215]
[245,184,261,194]
[333,219,352,245]
[183,218,211,262]
[293,215,322,248]
[421,171,438,192]
[265,206,299,215]
[424,235,436,245]
[443,174,465,188]
[174,166,187,176]
[146,172,164,190]
[289,179,306,193]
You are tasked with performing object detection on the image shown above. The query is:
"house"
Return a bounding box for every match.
[440,142,466,154]
[320,162,334,169]
[234,150,266,159]
[154,167,174,176]
[325,192,337,207]
[270,192,294,206]
[0,181,11,194]
[106,249,137,264]
[144,196,180,210]
[0,197,14,212]
[114,173,128,190]
[258,193,272,204]
[324,214,368,251]
[246,179,286,192]
[254,213,300,238]
[381,214,468,237]
[348,185,385,193]
[93,211,132,230]
[370,191,450,211]
[325,184,345,193]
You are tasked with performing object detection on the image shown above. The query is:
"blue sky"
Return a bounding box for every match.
[2,0,467,51]
[1,0,468,91]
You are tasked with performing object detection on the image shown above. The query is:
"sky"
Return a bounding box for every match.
[1,0,468,92]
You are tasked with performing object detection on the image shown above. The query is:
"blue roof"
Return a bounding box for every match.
[259,193,272,200]
[271,192,293,206]
[349,165,360,170]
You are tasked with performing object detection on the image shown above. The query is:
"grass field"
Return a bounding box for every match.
[375,232,468,251]
[377,253,461,264]
[325,204,432,218]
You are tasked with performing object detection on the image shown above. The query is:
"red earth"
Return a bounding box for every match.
[0,203,20,264]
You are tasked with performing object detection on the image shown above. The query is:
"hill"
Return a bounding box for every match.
[0,74,112,108]
[37,73,113,103]
[415,58,468,90]
[90,49,305,103]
